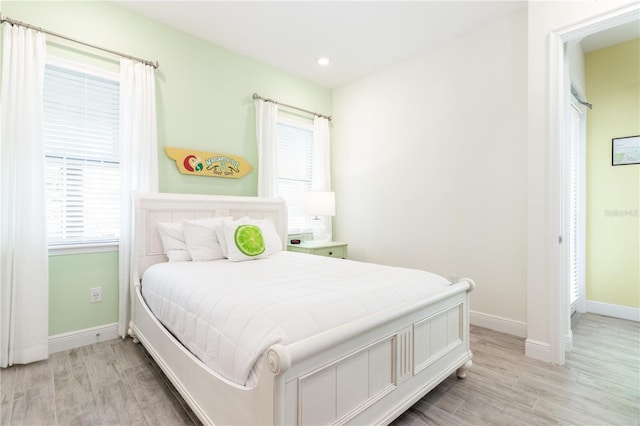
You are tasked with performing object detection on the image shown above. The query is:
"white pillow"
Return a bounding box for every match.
[156,222,191,262]
[216,216,246,258]
[221,217,283,262]
[182,217,231,261]
[252,218,283,256]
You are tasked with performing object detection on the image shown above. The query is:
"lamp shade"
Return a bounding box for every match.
[303,191,335,217]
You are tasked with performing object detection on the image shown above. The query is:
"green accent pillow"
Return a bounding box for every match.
[233,225,265,257]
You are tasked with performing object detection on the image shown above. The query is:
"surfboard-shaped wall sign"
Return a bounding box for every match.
[165,147,253,179]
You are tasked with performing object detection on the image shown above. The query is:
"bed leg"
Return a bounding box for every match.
[128,327,140,344]
[456,359,473,379]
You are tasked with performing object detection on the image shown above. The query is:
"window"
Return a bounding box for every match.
[276,116,314,233]
[43,60,120,248]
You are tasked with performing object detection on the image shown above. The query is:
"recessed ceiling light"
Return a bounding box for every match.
[317,57,330,66]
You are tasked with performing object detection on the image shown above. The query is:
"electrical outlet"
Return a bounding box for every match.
[90,287,102,303]
[448,274,459,284]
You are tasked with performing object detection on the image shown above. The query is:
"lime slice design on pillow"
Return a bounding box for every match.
[234,224,266,257]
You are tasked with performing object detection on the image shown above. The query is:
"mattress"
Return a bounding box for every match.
[141,251,450,386]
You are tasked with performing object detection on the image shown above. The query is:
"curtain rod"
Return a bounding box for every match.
[253,93,332,121]
[571,85,592,109]
[0,13,159,69]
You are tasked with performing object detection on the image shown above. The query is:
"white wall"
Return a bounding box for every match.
[332,8,528,325]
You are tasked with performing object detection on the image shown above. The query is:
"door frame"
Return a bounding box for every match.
[547,3,639,365]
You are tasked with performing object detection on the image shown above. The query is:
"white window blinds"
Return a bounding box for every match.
[276,118,314,233]
[43,63,120,246]
[568,103,581,309]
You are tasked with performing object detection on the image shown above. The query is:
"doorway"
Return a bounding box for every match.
[550,5,640,363]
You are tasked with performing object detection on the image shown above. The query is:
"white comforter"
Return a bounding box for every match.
[141,251,450,386]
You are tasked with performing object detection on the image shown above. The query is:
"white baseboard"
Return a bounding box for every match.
[470,310,527,338]
[525,338,551,362]
[49,323,119,354]
[586,300,640,322]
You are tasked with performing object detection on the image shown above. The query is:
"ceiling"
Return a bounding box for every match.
[116,1,638,89]
[116,1,525,88]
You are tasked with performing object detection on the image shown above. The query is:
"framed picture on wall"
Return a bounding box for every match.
[612,135,640,166]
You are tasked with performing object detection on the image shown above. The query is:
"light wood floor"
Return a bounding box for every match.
[393,313,639,426]
[1,313,638,425]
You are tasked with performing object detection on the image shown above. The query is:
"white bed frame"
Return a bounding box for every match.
[129,192,474,426]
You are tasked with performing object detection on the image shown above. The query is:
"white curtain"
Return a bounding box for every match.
[118,58,159,338]
[311,116,332,238]
[0,23,49,367]
[254,99,279,197]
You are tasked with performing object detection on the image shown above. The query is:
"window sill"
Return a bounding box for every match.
[48,243,119,256]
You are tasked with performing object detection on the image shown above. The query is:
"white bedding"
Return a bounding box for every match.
[141,251,451,386]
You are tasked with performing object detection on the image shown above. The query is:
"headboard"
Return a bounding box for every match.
[131,192,288,281]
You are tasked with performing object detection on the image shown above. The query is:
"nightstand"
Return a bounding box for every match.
[287,241,348,259]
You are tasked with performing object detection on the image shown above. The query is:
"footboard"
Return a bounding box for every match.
[261,279,474,425]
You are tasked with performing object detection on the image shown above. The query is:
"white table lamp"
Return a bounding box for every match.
[304,191,335,241]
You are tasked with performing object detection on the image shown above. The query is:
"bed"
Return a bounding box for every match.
[128,192,475,425]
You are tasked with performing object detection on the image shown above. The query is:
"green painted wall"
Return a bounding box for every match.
[2,1,331,335]
[585,38,640,309]
[48,252,119,335]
